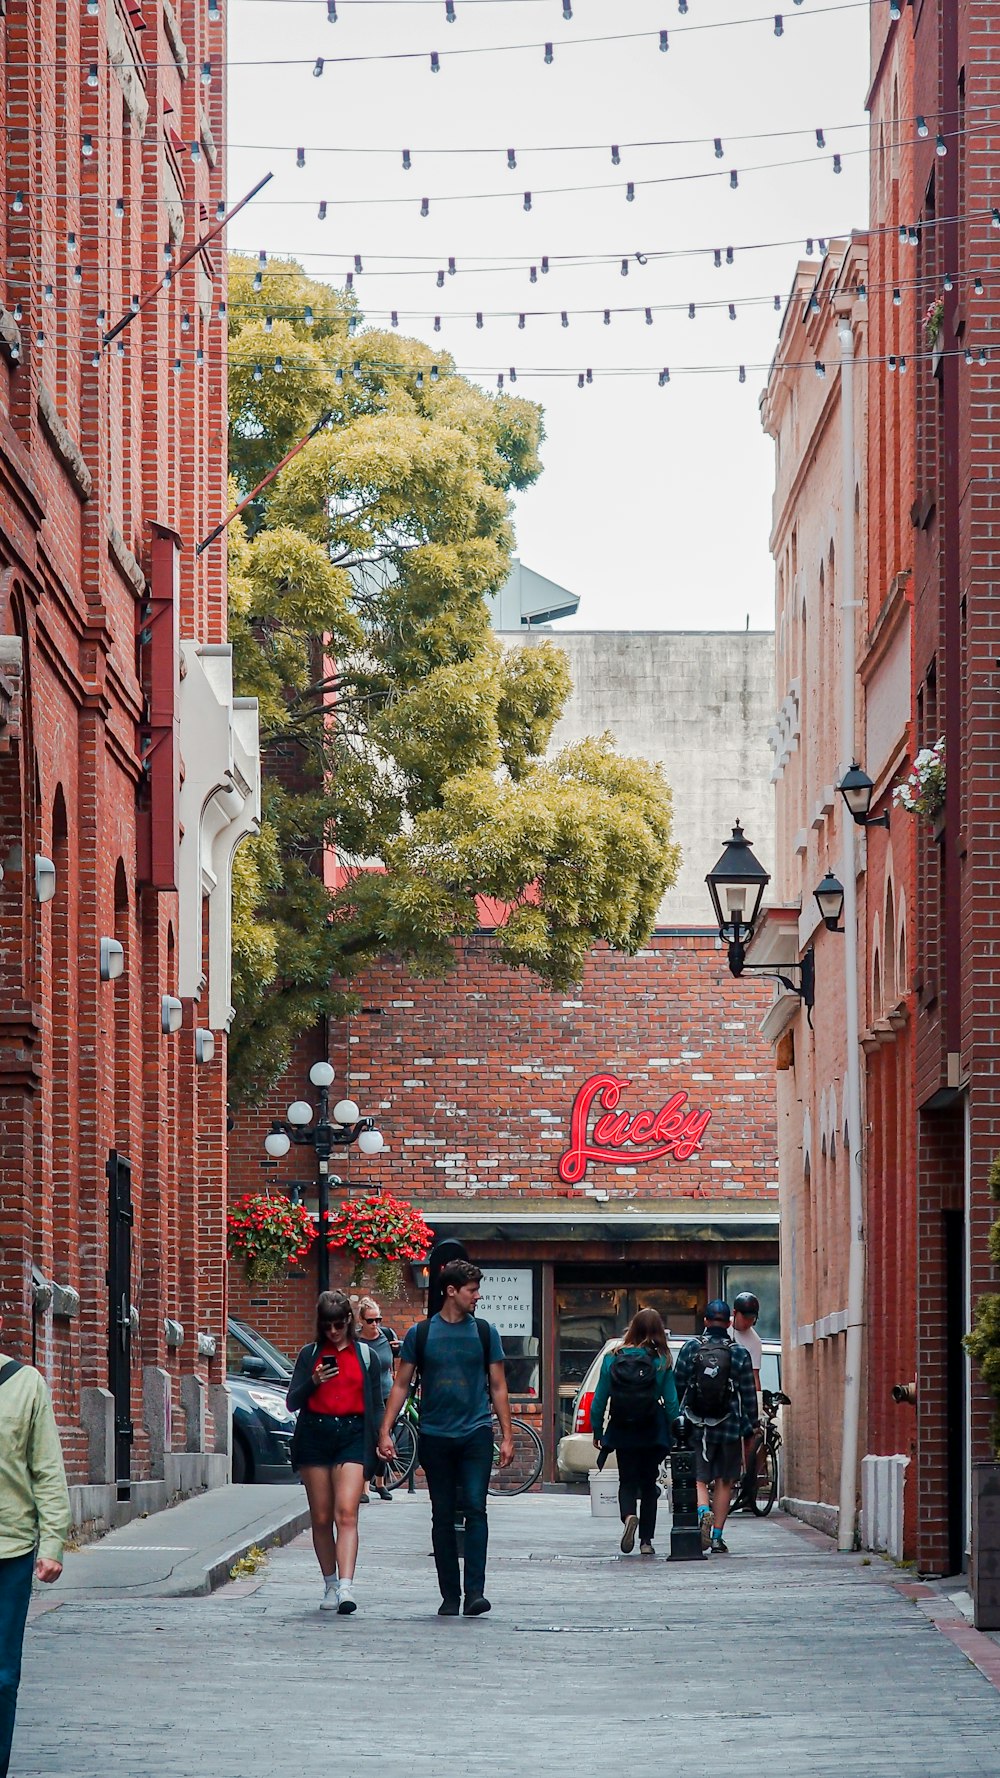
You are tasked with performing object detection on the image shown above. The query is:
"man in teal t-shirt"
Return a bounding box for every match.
[379,1261,513,1615]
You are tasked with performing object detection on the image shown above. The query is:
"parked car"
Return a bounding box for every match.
[225,1318,297,1484]
[556,1334,783,1481]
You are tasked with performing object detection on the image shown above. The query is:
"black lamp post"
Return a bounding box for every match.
[837,763,891,829]
[263,1062,385,1294]
[705,823,815,1009]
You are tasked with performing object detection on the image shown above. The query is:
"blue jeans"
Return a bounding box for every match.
[0,1551,34,1778]
[419,1426,493,1603]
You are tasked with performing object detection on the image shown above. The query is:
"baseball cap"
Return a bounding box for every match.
[705,1298,731,1321]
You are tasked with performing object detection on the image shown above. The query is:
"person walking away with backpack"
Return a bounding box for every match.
[377,1259,514,1616]
[673,1300,757,1555]
[590,1309,680,1556]
[286,1291,385,1613]
[0,1311,71,1778]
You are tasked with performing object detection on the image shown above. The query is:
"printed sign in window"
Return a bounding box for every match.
[478,1267,534,1336]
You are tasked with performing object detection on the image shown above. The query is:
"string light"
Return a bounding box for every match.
[207,0,220,17]
[430,50,440,71]
[201,59,212,84]
[86,63,98,86]
[11,193,23,213]
[81,135,93,157]
[659,28,669,49]
[544,41,553,63]
[328,0,337,16]
[936,133,947,156]
[508,149,517,170]
[297,147,306,168]
[313,56,324,75]
[114,196,124,219]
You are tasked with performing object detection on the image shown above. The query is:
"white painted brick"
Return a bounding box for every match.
[680,1051,702,1059]
[615,1166,637,1175]
[734,1073,757,1081]
[414,1058,435,1065]
[727,1095,745,1102]
[403,1080,426,1088]
[710,1159,733,1169]
[722,1021,746,1030]
[691,1073,714,1081]
[390,1000,414,1008]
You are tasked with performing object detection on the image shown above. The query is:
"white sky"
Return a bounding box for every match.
[226,0,870,629]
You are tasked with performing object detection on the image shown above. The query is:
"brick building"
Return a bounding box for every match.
[0,0,258,1527]
[905,0,1000,1576]
[229,630,779,1481]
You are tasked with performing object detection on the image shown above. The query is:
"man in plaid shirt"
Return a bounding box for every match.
[674,1300,758,1555]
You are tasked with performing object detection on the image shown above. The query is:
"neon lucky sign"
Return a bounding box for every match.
[556,1072,713,1186]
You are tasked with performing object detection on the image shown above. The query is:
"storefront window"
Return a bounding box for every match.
[477,1265,541,1397]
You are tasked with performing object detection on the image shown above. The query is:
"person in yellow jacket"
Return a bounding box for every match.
[0,1313,71,1778]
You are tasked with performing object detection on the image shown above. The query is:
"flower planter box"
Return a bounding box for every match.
[972,1463,1000,1629]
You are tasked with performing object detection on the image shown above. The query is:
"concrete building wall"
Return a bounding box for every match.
[502,630,775,928]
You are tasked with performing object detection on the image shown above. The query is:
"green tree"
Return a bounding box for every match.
[227,256,681,1103]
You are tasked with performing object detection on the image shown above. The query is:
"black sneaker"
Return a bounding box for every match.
[463,1595,491,1616]
[620,1514,638,1554]
[710,1535,730,1555]
[437,1598,461,1616]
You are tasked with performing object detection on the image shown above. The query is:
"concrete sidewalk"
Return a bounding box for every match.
[50,1482,309,1599]
[15,1492,1000,1776]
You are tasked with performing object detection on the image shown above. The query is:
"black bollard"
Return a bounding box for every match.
[668,1416,707,1561]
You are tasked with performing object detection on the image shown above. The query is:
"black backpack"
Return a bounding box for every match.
[608,1349,660,1427]
[683,1335,734,1425]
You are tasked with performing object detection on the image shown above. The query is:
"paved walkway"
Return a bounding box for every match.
[15,1493,1000,1777]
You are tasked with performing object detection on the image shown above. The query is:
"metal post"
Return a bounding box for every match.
[315,1083,332,1297]
[667,1419,706,1561]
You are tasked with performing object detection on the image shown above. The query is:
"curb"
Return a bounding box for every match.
[195,1503,312,1597]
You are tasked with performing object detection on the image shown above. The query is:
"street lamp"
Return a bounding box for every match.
[262,1060,385,1293]
[837,763,891,829]
[814,872,846,932]
[705,823,815,1008]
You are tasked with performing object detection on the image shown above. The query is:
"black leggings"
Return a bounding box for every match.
[616,1447,662,1543]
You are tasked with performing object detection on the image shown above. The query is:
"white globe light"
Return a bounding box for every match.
[333,1098,360,1126]
[264,1131,291,1158]
[357,1128,385,1157]
[309,1061,335,1088]
[287,1100,313,1127]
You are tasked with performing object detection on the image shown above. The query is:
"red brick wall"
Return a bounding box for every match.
[0,0,231,1483]
[229,932,777,1355]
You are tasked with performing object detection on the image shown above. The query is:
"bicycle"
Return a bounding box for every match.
[382,1393,544,1495]
[736,1387,790,1515]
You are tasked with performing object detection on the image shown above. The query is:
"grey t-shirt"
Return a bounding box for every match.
[400,1314,505,1439]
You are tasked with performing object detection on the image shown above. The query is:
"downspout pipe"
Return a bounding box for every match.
[836,312,867,1552]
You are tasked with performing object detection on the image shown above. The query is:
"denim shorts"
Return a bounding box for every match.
[294,1410,365,1469]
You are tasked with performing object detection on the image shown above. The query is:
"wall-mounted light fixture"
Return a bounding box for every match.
[195,1029,215,1064]
[161,994,183,1034]
[34,855,56,903]
[705,823,815,1010]
[99,937,125,981]
[837,763,891,829]
[814,872,846,932]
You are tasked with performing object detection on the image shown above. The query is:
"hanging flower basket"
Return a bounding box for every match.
[326,1194,435,1291]
[227,1192,316,1285]
[893,736,946,820]
[924,297,945,349]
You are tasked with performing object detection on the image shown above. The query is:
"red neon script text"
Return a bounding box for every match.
[557,1073,712,1186]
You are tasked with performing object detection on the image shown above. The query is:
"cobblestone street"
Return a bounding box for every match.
[13,1494,1000,1777]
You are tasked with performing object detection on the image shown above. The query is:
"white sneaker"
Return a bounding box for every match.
[320,1576,339,1611]
[337,1578,357,1614]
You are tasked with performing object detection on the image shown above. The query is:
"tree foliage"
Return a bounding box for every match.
[227,256,681,1103]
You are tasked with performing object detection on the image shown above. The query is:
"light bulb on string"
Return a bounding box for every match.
[208,0,220,19]
[620,259,629,277]
[714,249,722,267]
[773,294,781,309]
[447,0,456,18]
[87,63,98,86]
[907,226,919,245]
[114,196,124,219]
[313,57,324,76]
[82,135,94,158]
[898,224,907,244]
[252,362,263,381]
[563,1,572,16]
[730,169,739,188]
[611,145,620,165]
[898,356,907,374]
[190,141,201,163]
[72,264,82,287]
[814,361,826,378]
[544,42,553,63]
[856,282,867,300]
[808,291,820,313]
[659,29,669,49]
[416,370,424,388]
[529,266,538,283]
[218,301,227,319]
[335,366,344,385]
[264,315,273,332]
[523,192,532,211]
[943,272,953,290]
[431,364,439,382]
[217,200,226,220]
[130,294,140,313]
[678,0,688,11]
[13,304,22,322]
[561,312,569,327]
[402,150,412,170]
[68,232,76,250]
[430,51,440,72]
[728,302,737,320]
[389,310,397,326]
[91,350,100,368]
[117,339,125,357]
[476,312,484,328]
[892,287,901,305]
[659,367,670,385]
[436,269,445,288]
[449,258,456,275]
[773,14,783,35]
[542,257,549,273]
[509,367,517,383]
[577,373,585,388]
[86,0,98,12]
[43,284,54,304]
[833,154,842,174]
[34,331,43,348]
[603,310,611,325]
[645,308,653,325]
[296,147,305,169]
[520,313,527,328]
[507,149,517,170]
[974,276,984,294]
[738,365,746,383]
[992,208,1000,230]
[420,198,430,217]
[433,315,441,331]
[345,272,353,291]
[689,302,696,318]
[964,346,973,364]
[318,201,327,220]
[935,133,947,156]
[714,138,723,158]
[11,193,23,213]
[201,59,212,85]
[328,0,337,17]
[253,272,262,291]
[196,348,204,368]
[816,128,825,148]
[274,356,284,374]
[172,358,182,376]
[979,347,989,364]
[626,182,635,201]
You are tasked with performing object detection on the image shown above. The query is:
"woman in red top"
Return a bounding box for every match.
[286,1291,383,1613]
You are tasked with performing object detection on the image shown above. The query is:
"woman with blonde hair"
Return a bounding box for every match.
[590,1307,680,1557]
[356,1296,395,1501]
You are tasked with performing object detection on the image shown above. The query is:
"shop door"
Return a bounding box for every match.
[106,1149,134,1486]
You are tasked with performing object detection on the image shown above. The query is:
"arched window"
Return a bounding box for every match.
[884,881,897,1006]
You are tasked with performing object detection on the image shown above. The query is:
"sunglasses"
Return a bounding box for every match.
[363,1316,382,1325]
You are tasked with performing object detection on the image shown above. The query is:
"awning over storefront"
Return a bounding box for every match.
[420,1208,779,1245]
